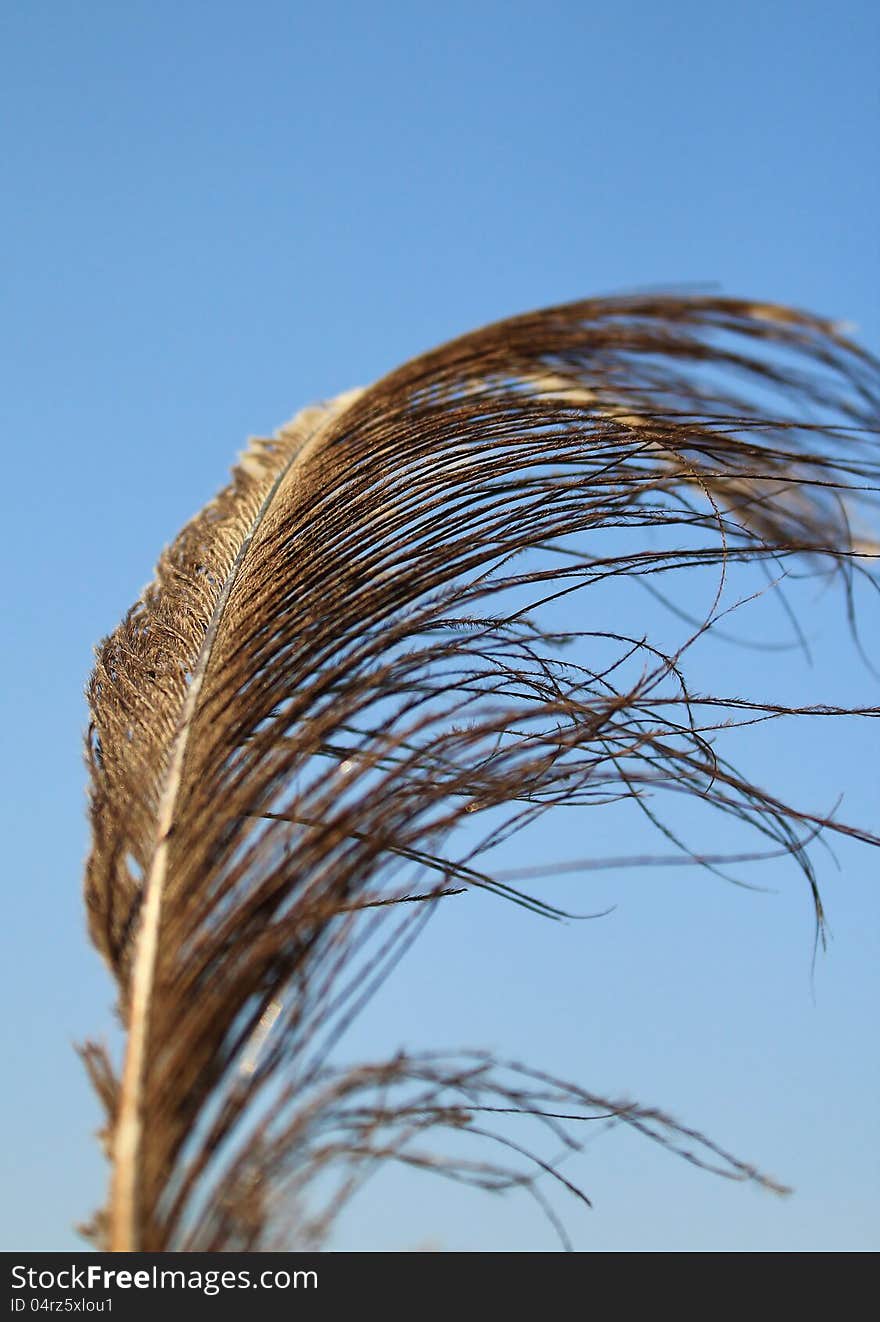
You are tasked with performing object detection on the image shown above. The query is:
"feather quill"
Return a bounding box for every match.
[83,295,880,1250]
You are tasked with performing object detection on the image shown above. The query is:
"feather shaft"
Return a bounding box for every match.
[109,389,364,1249]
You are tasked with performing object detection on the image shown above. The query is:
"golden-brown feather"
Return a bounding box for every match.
[83,295,880,1250]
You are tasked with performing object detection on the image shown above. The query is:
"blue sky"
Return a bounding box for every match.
[1,0,877,1251]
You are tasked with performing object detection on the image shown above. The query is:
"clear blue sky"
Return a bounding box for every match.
[2,0,877,1251]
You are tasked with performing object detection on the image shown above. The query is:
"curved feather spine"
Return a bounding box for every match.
[109,390,364,1250]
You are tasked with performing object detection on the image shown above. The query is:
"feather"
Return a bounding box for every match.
[82,294,880,1251]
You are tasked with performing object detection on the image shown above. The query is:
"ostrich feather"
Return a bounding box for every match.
[82,294,880,1251]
